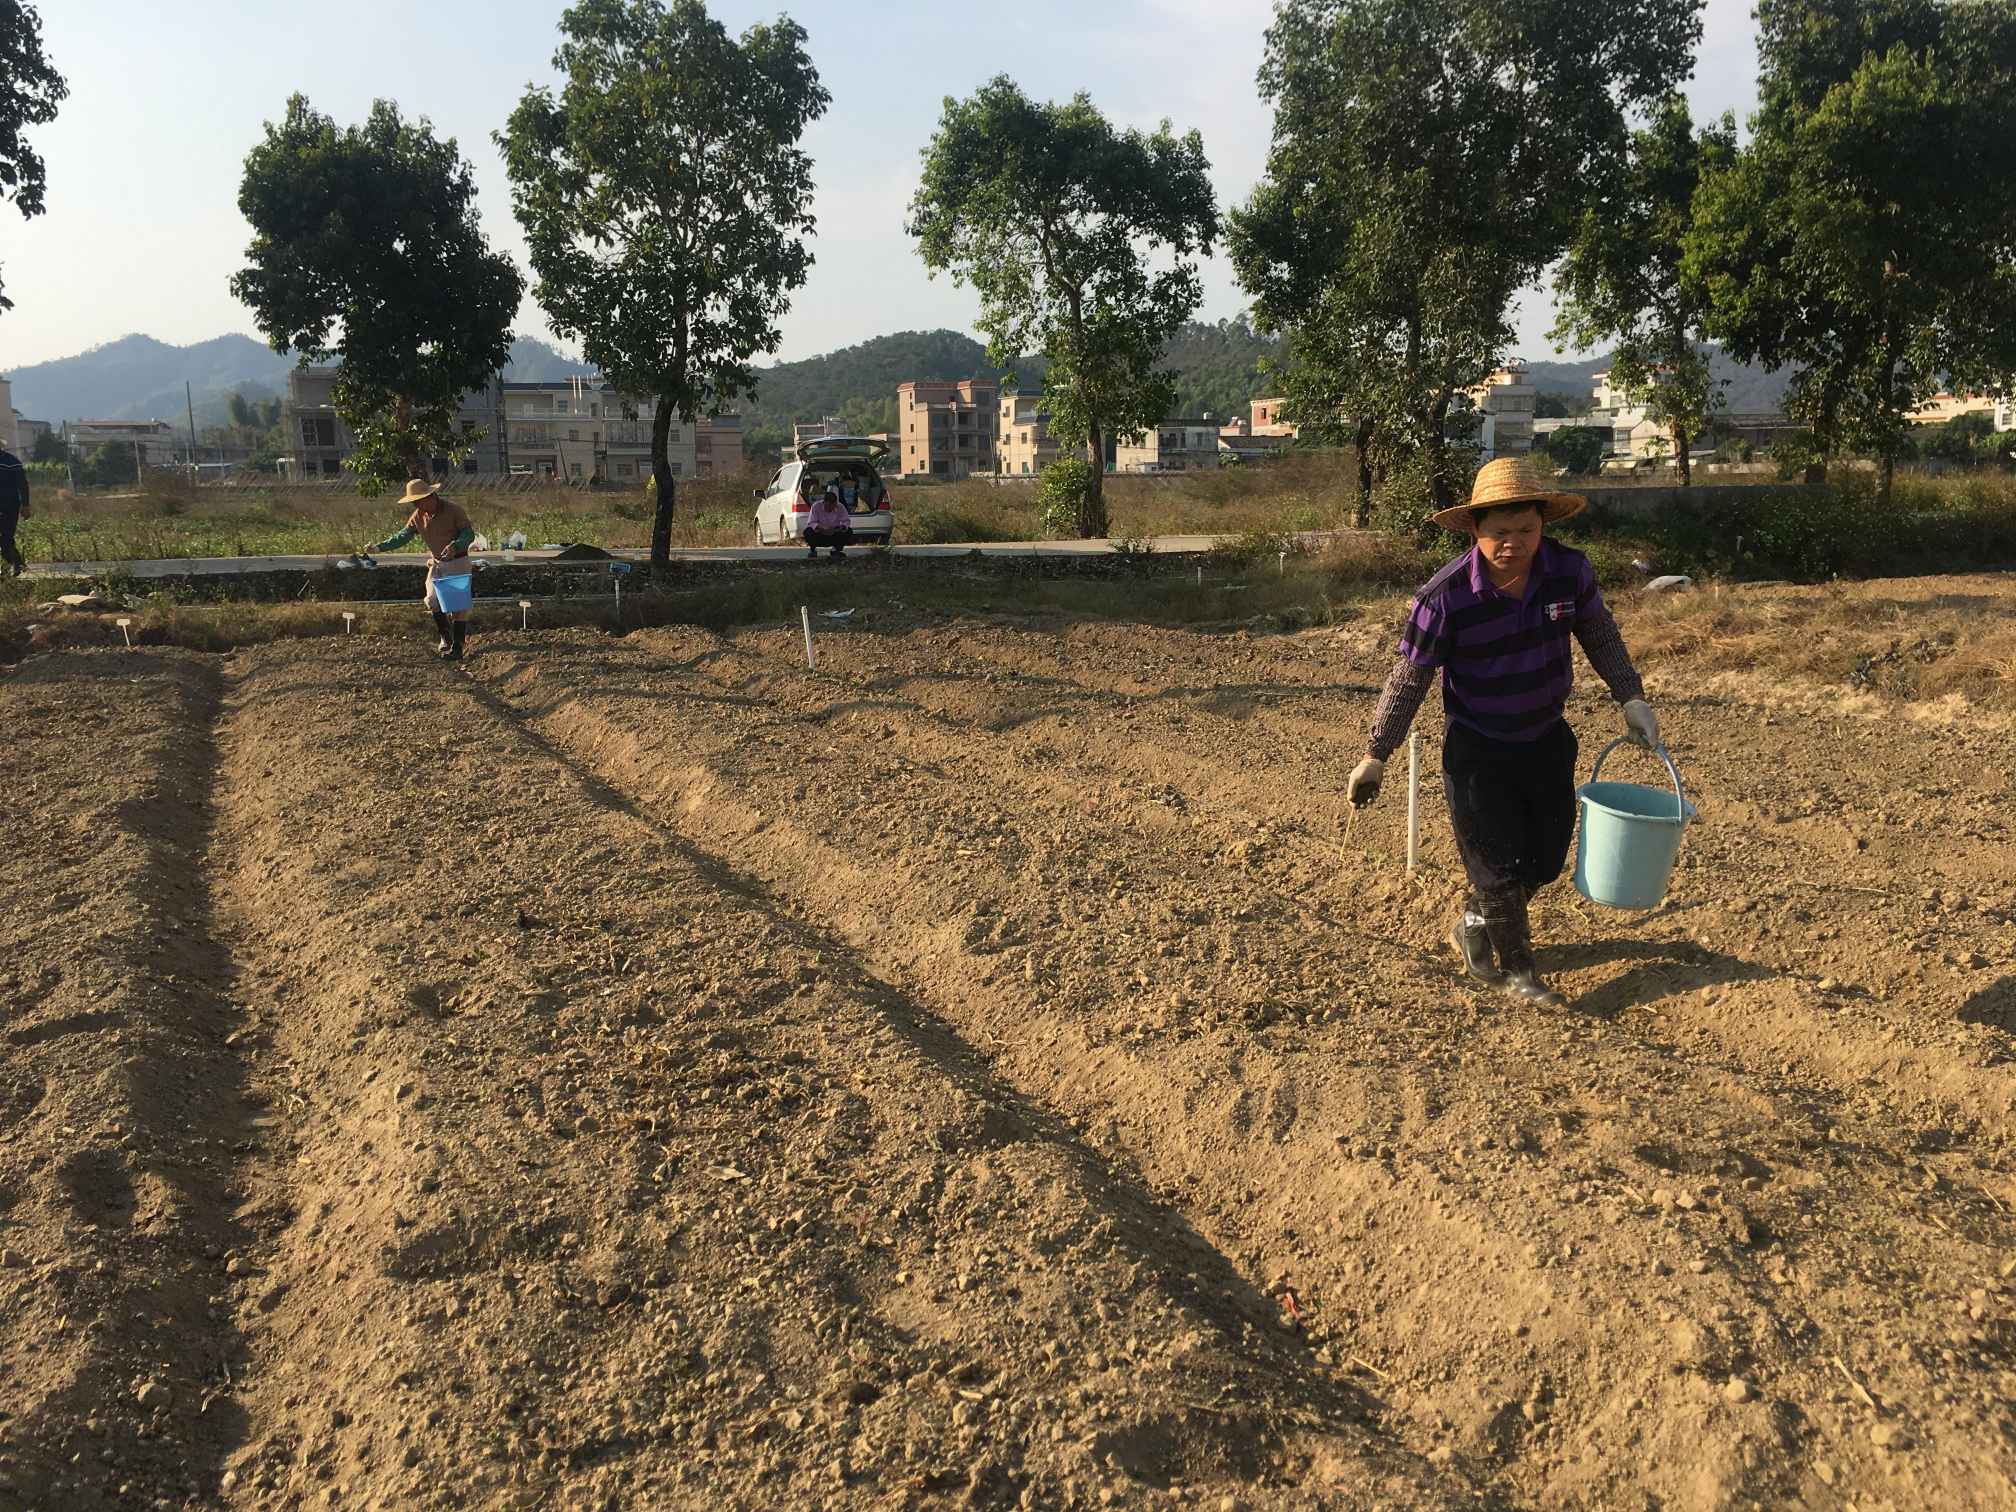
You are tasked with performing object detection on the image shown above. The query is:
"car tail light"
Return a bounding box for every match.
[791,497,810,513]
[879,487,893,511]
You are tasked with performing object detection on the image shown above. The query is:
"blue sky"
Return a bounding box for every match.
[2,0,1763,373]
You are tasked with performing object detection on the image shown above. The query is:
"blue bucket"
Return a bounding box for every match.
[431,569,474,614]
[1573,739,1697,910]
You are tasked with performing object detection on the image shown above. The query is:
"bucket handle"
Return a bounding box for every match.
[1588,738,1690,823]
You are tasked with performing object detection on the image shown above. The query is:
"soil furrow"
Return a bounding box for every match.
[0,651,258,1509]
[200,640,1463,1509]
[469,622,2015,1509]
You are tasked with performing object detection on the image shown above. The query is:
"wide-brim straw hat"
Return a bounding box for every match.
[1429,457,1586,533]
[398,478,440,506]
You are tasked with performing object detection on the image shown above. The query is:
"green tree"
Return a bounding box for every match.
[1230,0,1702,521]
[500,0,827,567]
[0,0,66,313]
[81,441,137,488]
[28,426,64,464]
[230,95,522,491]
[1552,95,1736,486]
[909,77,1218,536]
[1686,0,2016,501]
[1540,424,1609,476]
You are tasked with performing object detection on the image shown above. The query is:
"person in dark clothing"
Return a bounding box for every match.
[802,483,854,560]
[363,478,478,661]
[0,446,29,577]
[1344,458,1660,1006]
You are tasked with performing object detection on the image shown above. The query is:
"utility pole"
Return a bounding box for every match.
[186,382,199,470]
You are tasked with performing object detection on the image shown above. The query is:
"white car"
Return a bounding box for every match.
[753,436,894,547]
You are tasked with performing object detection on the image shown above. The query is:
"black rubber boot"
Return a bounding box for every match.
[446,621,466,663]
[431,609,452,655]
[1448,896,1504,985]
[1481,886,1565,1006]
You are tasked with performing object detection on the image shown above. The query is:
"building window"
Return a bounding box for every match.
[668,427,681,444]
[615,461,634,478]
[320,458,342,477]
[568,429,579,442]
[668,462,683,477]
[463,455,479,475]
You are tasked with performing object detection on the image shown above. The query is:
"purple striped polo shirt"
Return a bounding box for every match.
[1398,539,1608,743]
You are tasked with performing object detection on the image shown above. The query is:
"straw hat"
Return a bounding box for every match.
[398,478,441,506]
[1429,457,1586,533]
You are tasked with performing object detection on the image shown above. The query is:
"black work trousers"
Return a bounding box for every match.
[1441,718,1579,896]
[0,501,21,572]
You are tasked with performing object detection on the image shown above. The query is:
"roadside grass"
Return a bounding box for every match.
[22,455,1360,561]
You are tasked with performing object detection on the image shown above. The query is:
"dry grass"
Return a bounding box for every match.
[1622,577,2016,709]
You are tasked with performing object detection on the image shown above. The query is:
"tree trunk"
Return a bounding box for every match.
[1425,389,1456,509]
[1080,421,1107,538]
[1353,417,1375,528]
[394,395,421,482]
[1674,420,1691,486]
[650,397,677,568]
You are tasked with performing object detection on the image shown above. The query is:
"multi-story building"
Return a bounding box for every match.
[1907,391,1997,425]
[1113,417,1221,473]
[0,378,16,453]
[62,418,181,468]
[897,378,998,478]
[502,379,697,484]
[791,417,846,450]
[1464,362,1536,456]
[1246,397,1297,437]
[1997,395,2016,434]
[284,368,507,480]
[996,388,1059,476]
[16,417,52,457]
[694,414,744,478]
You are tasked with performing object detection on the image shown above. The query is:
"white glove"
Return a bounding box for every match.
[1346,756,1386,807]
[1622,699,1660,750]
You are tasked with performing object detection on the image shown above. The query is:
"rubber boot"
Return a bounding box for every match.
[1481,886,1565,1006]
[446,621,466,663]
[431,609,453,655]
[1448,896,1504,985]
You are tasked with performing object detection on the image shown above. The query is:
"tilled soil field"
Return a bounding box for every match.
[1,574,2012,1512]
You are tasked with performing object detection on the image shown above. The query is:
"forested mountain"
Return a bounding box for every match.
[732,319,1285,451]
[6,334,291,428]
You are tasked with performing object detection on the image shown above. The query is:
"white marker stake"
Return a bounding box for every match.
[1196,564,1203,587]
[519,599,531,631]
[1278,550,1286,576]
[1407,733,1425,872]
[342,612,355,635]
[116,617,132,648]
[800,605,816,670]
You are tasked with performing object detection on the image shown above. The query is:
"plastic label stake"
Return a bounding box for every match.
[116,618,133,648]
[800,605,816,670]
[1406,730,1421,874]
[342,612,356,635]
[519,600,531,630]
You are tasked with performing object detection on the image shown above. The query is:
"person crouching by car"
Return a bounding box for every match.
[803,484,853,560]
[364,478,478,661]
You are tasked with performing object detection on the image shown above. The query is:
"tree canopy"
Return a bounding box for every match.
[499,0,827,564]
[909,76,1218,536]
[1685,0,2016,499]
[0,0,68,313]
[1552,95,1735,484]
[230,94,522,491]
[1231,0,1703,519]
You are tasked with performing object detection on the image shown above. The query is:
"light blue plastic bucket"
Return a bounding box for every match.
[1573,739,1697,910]
[431,570,474,614]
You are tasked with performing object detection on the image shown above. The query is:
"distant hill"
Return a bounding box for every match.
[733,318,1284,443]
[7,319,1289,446]
[1522,345,1795,414]
[6,333,292,429]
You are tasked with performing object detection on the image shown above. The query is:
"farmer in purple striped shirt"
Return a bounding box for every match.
[1344,458,1660,1006]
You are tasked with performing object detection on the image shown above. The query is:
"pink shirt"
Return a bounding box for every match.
[807,496,850,531]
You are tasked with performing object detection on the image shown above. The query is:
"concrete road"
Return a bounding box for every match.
[23,536,1242,579]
